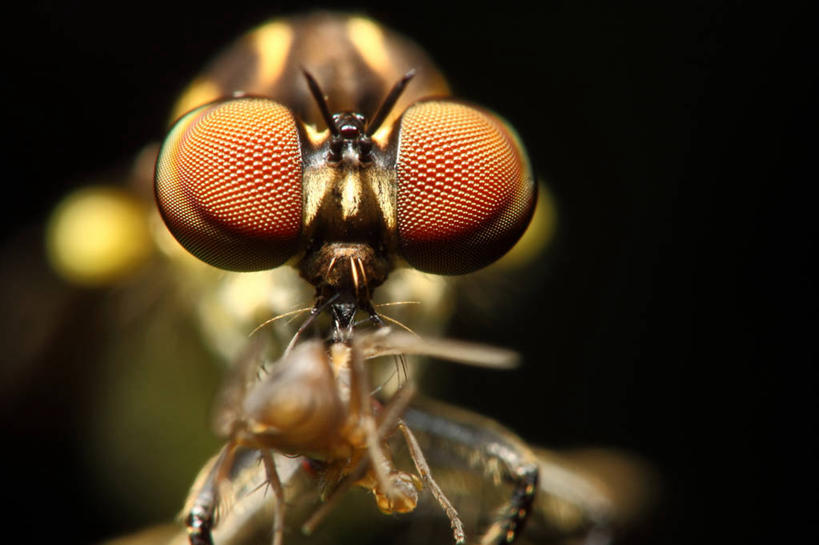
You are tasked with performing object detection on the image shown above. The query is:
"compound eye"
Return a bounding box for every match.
[155,98,302,271]
[395,101,536,274]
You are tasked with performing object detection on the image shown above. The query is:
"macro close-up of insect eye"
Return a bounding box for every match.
[146,13,552,545]
[3,4,816,545]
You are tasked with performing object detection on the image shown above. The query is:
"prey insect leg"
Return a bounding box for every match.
[398,420,466,544]
[347,337,413,512]
[402,402,540,545]
[300,382,419,535]
[301,381,465,544]
[260,450,286,545]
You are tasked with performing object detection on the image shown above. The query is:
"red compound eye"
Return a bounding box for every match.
[395,101,535,274]
[155,98,303,271]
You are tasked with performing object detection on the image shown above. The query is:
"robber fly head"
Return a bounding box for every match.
[154,58,535,330]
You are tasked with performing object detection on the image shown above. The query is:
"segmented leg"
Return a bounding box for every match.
[347,334,408,509]
[260,450,285,545]
[301,383,420,535]
[402,402,540,545]
[184,443,237,545]
[185,444,299,545]
[398,419,466,544]
[403,400,625,545]
[478,459,538,545]
[186,500,216,545]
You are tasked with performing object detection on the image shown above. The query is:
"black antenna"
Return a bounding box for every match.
[365,69,416,137]
[302,68,339,136]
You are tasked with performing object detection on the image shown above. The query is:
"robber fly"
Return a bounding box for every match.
[149,11,538,545]
[35,12,653,545]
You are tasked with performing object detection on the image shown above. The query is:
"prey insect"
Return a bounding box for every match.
[153,12,536,545]
[183,328,521,545]
[172,387,639,545]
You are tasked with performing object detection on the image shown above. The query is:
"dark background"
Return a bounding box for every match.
[2,2,817,544]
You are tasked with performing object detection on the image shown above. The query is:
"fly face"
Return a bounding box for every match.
[153,13,536,337]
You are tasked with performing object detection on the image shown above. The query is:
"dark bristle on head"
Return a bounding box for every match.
[366,69,416,137]
[302,68,339,135]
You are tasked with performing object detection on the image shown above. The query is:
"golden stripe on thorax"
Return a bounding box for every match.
[301,143,398,247]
